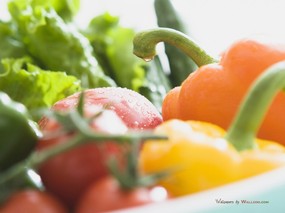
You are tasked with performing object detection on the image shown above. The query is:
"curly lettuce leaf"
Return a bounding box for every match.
[8,1,115,88]
[0,57,81,114]
[7,0,80,21]
[0,21,28,72]
[44,0,80,21]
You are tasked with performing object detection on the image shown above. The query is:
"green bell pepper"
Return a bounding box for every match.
[0,92,40,171]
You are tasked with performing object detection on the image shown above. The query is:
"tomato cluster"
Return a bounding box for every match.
[0,88,170,213]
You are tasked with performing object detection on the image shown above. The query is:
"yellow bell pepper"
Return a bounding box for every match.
[139,61,285,197]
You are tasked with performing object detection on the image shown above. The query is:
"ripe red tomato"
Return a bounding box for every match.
[0,190,67,213]
[75,176,170,213]
[37,107,128,208]
[47,87,162,130]
[37,87,162,208]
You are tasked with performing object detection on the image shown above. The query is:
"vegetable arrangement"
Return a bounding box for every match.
[0,0,170,115]
[0,88,168,212]
[134,28,285,145]
[139,61,285,196]
[1,0,285,212]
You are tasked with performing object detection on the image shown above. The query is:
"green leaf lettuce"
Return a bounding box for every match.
[7,1,115,88]
[0,57,81,115]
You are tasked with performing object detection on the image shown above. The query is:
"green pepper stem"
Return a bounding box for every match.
[225,61,285,151]
[133,27,217,66]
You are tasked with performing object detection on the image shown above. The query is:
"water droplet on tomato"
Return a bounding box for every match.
[133,121,139,127]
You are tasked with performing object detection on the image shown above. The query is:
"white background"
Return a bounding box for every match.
[2,0,285,56]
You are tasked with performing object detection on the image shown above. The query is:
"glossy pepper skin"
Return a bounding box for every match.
[0,92,40,171]
[133,28,285,145]
[138,52,285,196]
[163,39,285,145]
[139,120,285,196]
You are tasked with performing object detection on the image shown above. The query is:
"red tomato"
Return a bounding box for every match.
[37,87,162,208]
[45,87,162,130]
[37,107,128,208]
[0,190,67,213]
[76,176,170,213]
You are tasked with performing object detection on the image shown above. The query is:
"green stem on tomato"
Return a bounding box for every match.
[225,61,285,151]
[133,28,217,66]
[108,138,172,191]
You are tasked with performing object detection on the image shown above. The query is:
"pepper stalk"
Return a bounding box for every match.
[133,28,218,67]
[225,61,285,150]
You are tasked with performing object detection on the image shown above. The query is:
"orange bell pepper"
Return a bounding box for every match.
[133,28,285,145]
[139,61,285,196]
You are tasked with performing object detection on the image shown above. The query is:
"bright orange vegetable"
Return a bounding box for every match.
[139,61,285,196]
[133,28,285,145]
